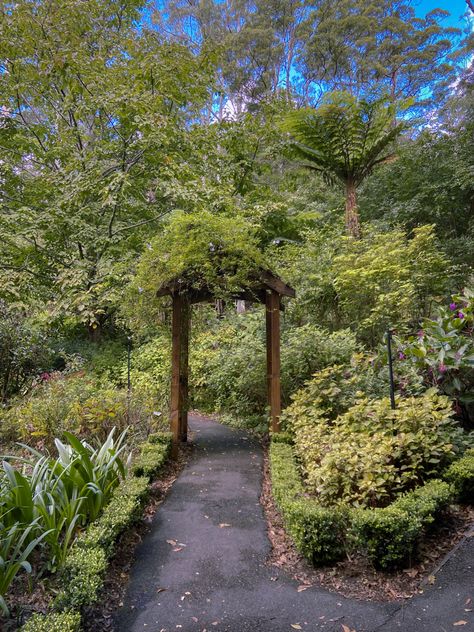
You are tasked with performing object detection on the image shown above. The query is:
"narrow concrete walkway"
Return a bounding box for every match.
[115,415,473,632]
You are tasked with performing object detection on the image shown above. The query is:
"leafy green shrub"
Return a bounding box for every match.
[444,449,474,503]
[270,441,454,569]
[0,300,53,403]
[0,429,128,575]
[350,506,420,569]
[269,443,346,564]
[1,373,156,446]
[350,479,452,569]
[269,432,293,445]
[21,611,81,632]
[281,325,357,405]
[55,546,107,610]
[0,521,51,616]
[397,289,474,423]
[131,440,171,478]
[332,225,448,344]
[276,224,448,344]
[287,378,468,508]
[190,312,358,417]
[117,335,171,417]
[76,476,149,555]
[147,431,174,445]
[281,354,400,431]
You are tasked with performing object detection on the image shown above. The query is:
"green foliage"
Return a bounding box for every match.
[0,301,53,402]
[286,373,469,508]
[398,290,474,418]
[191,311,358,417]
[117,335,171,416]
[268,432,293,445]
[21,612,81,632]
[269,443,346,564]
[283,92,406,236]
[76,475,149,555]
[444,449,474,504]
[131,438,172,478]
[276,224,448,344]
[55,546,108,610]
[360,127,474,279]
[332,225,449,343]
[147,431,174,445]
[0,374,154,446]
[0,521,51,616]
[298,0,465,108]
[0,429,127,578]
[284,92,405,189]
[270,440,455,569]
[132,211,265,304]
[350,480,452,569]
[0,0,214,325]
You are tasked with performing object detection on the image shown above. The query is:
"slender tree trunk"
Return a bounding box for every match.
[345,179,361,238]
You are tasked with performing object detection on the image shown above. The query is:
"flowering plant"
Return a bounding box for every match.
[396,289,474,412]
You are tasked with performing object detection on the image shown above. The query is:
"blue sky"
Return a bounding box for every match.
[417,0,471,28]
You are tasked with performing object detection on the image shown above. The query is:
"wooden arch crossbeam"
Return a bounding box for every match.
[156,268,295,455]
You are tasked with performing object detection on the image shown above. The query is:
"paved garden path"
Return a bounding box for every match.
[115,415,473,632]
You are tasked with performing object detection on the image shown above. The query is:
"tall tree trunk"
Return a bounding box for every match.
[345,179,360,238]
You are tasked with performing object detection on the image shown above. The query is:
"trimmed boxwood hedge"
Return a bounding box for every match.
[21,432,173,631]
[269,439,456,570]
[444,448,474,504]
[21,612,81,632]
[270,443,347,564]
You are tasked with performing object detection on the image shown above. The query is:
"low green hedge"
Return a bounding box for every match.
[55,546,108,610]
[350,480,452,569]
[22,433,173,631]
[269,431,293,445]
[444,448,474,504]
[270,443,346,564]
[132,436,172,478]
[269,439,455,569]
[76,476,149,555]
[21,612,81,632]
[148,431,173,445]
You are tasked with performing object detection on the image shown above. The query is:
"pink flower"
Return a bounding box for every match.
[439,363,447,374]
[417,330,424,338]
[398,352,406,360]
[458,311,465,320]
[449,302,457,311]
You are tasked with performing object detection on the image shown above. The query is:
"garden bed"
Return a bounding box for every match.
[264,440,474,601]
[2,432,176,631]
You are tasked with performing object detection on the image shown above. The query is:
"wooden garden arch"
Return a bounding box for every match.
[156,269,295,454]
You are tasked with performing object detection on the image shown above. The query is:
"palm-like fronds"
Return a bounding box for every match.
[283,91,406,187]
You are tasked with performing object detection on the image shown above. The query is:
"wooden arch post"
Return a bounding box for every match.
[170,294,190,457]
[266,289,281,433]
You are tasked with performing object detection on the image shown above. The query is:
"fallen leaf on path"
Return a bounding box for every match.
[290,624,302,630]
[341,625,356,632]
[465,598,472,606]
[173,547,184,552]
[427,575,436,585]
[297,585,311,592]
[453,622,468,626]
[156,587,167,593]
[219,523,231,528]
[166,539,177,546]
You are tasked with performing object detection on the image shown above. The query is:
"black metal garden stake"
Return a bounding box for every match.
[386,328,396,410]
